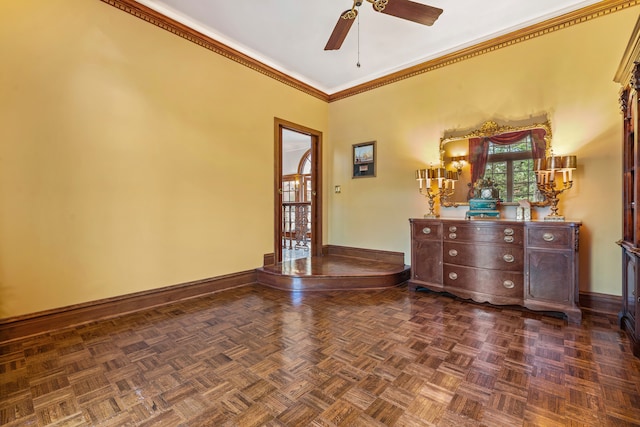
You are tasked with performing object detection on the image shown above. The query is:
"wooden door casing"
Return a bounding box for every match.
[274,118,322,262]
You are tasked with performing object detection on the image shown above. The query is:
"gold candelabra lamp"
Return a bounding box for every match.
[533,153,577,221]
[415,167,458,218]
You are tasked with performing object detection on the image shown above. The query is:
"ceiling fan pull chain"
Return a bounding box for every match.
[356,3,361,68]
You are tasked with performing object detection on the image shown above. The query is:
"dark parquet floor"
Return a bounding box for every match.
[1,284,640,426]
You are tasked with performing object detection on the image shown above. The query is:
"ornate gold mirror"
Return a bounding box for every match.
[440,118,552,206]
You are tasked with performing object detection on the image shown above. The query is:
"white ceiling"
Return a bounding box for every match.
[136,0,602,95]
[282,128,311,153]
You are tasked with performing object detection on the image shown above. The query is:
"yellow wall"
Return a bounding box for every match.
[1,1,637,319]
[0,0,328,318]
[327,7,640,296]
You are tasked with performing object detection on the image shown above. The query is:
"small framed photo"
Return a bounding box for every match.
[352,141,376,178]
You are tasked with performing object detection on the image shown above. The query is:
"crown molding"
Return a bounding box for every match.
[614,13,640,84]
[101,0,638,103]
[99,0,330,102]
[329,0,640,101]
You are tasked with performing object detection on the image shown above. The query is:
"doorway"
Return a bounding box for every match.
[274,118,322,263]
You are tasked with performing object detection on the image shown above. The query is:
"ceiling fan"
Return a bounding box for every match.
[324,0,443,51]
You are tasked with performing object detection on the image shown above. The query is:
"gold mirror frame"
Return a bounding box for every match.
[439,118,552,207]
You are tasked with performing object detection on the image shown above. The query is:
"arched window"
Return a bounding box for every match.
[282,149,312,203]
[298,149,311,175]
[298,149,312,202]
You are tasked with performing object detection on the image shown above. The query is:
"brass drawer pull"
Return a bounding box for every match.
[448,249,458,257]
[503,280,515,289]
[504,228,514,236]
[543,233,555,242]
[422,227,431,234]
[449,233,457,240]
[449,272,458,280]
[449,226,457,232]
[503,254,515,263]
[504,236,514,243]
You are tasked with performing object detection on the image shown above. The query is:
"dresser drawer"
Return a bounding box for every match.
[443,264,523,297]
[412,221,443,241]
[443,223,523,245]
[444,242,523,271]
[526,226,573,249]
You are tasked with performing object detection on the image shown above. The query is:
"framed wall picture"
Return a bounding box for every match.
[352,141,376,178]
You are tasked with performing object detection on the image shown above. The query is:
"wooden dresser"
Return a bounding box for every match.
[409,218,582,323]
[615,16,640,357]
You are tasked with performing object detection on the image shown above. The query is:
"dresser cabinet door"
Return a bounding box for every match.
[525,250,572,303]
[410,221,443,287]
[413,239,443,285]
[524,224,581,323]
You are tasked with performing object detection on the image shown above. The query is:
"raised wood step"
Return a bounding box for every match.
[257,255,411,291]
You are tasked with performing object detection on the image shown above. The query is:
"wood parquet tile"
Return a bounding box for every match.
[2,285,640,426]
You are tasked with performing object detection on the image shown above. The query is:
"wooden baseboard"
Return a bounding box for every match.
[263,253,276,266]
[322,245,406,265]
[1,265,619,342]
[0,270,256,343]
[579,291,621,316]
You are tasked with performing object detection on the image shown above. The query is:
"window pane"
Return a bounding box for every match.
[482,135,537,202]
[492,145,510,154]
[512,159,534,201]
[484,161,506,198]
[305,177,312,202]
[301,158,311,175]
[511,141,529,151]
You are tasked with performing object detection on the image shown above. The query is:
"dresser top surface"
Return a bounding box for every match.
[409,218,582,227]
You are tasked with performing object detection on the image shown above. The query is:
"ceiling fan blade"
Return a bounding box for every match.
[377,0,443,26]
[324,10,357,50]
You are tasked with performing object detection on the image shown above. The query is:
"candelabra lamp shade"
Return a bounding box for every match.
[547,155,563,170]
[533,157,546,171]
[533,153,577,221]
[562,155,577,182]
[562,155,577,170]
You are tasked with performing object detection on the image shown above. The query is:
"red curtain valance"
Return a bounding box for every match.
[469,129,547,188]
